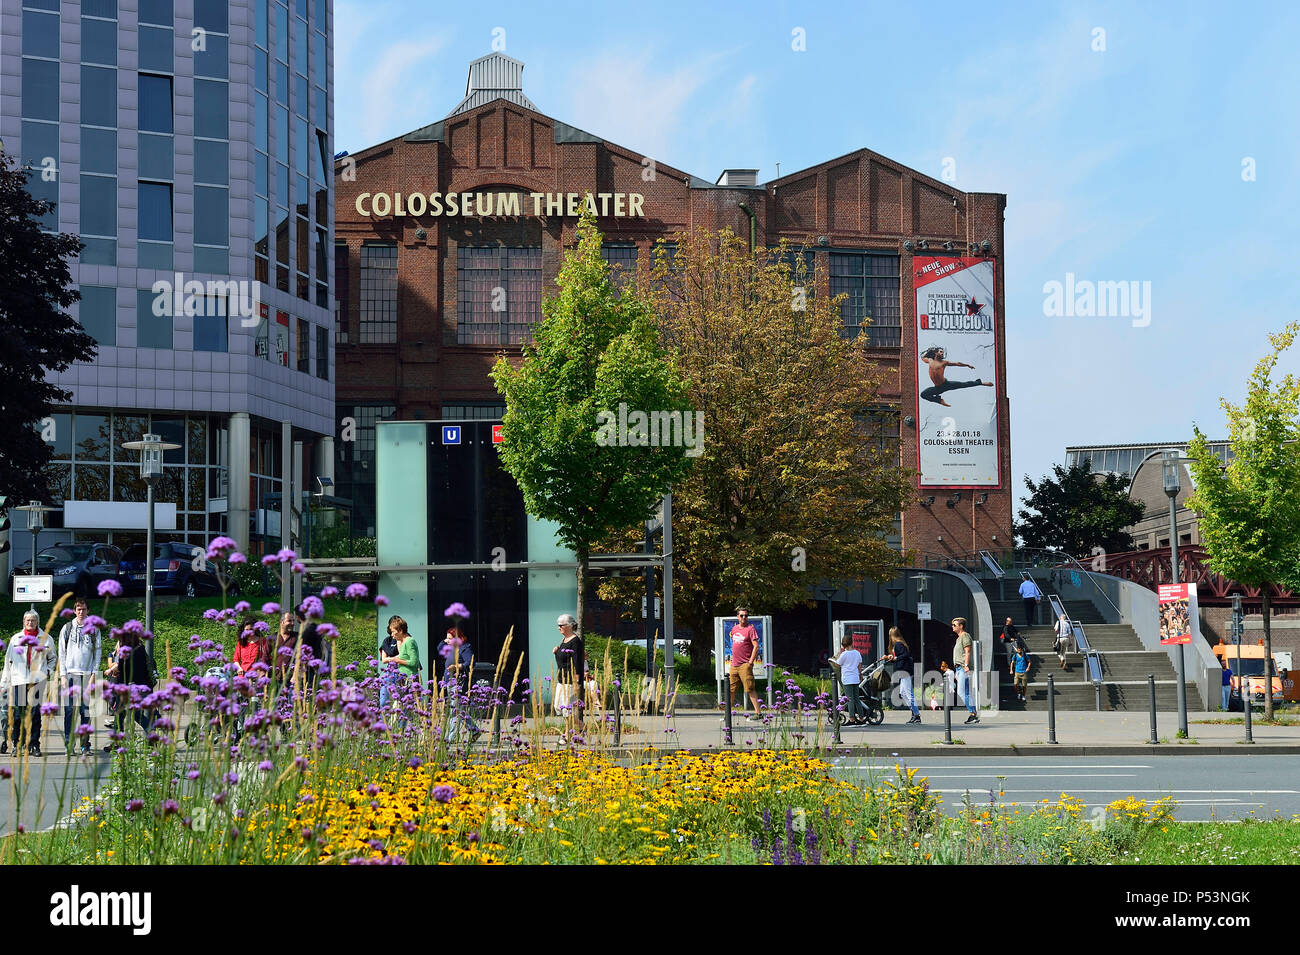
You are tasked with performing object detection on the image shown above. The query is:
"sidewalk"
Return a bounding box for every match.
[619,708,1300,756]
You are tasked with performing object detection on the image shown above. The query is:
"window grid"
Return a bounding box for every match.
[359,244,397,343]
[456,246,541,345]
[830,253,901,347]
[297,318,310,372]
[601,244,638,289]
[334,242,349,343]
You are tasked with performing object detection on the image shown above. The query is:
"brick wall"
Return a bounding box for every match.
[333,100,1011,555]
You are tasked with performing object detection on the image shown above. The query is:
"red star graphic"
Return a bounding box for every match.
[965,296,984,315]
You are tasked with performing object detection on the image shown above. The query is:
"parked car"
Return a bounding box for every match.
[117,542,241,598]
[8,543,122,598]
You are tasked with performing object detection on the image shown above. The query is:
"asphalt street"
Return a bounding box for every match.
[0,756,113,833]
[830,754,1300,821]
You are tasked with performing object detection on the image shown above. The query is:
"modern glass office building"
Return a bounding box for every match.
[1,0,335,565]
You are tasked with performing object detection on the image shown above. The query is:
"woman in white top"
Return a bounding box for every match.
[830,635,864,725]
[1053,613,1072,670]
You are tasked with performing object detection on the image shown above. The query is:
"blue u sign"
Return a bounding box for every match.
[442,425,462,445]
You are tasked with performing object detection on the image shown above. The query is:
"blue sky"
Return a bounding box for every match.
[334,0,1300,502]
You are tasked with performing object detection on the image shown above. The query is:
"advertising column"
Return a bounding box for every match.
[913,257,1001,488]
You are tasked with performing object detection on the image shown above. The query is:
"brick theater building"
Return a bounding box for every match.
[333,53,1012,556]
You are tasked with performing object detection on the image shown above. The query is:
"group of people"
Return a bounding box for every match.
[825,617,983,725]
[232,608,329,686]
[0,598,154,757]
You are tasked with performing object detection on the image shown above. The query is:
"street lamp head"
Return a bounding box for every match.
[122,433,181,479]
[1161,449,1182,495]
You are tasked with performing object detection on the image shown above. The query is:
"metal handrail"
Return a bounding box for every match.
[977,549,1006,579]
[1047,593,1104,709]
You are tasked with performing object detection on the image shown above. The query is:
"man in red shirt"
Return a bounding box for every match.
[726,607,764,717]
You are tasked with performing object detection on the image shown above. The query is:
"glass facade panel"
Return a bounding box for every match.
[22,59,59,121]
[194,0,228,32]
[194,79,228,139]
[194,139,228,185]
[79,174,117,236]
[81,66,117,127]
[139,75,174,133]
[138,0,173,26]
[195,34,228,79]
[22,10,59,58]
[74,414,111,461]
[138,132,174,181]
[80,16,118,65]
[194,186,228,245]
[78,285,117,346]
[315,326,328,379]
[80,127,116,174]
[138,25,173,72]
[83,0,117,16]
[829,252,901,346]
[138,182,173,241]
[136,288,173,349]
[457,246,541,345]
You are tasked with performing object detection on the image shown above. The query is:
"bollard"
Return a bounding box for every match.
[1146,674,1158,744]
[1244,683,1254,744]
[832,671,842,746]
[1047,673,1057,744]
[724,672,733,745]
[614,681,622,748]
[944,672,953,744]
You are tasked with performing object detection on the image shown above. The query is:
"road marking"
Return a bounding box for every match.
[838,763,1154,770]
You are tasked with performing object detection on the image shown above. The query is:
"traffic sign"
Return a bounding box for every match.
[492,424,503,444]
[441,425,462,445]
[13,575,53,603]
[916,602,932,621]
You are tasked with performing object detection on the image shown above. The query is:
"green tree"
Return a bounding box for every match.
[1185,321,1300,721]
[1015,462,1145,556]
[490,211,695,636]
[0,152,98,510]
[600,229,912,671]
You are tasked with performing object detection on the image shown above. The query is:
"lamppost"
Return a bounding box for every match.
[122,433,181,662]
[1161,449,1190,738]
[1231,593,1252,743]
[818,586,838,731]
[14,502,58,611]
[912,573,930,680]
[885,584,904,656]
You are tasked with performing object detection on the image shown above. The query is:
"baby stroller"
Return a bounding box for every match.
[184,665,244,747]
[845,660,887,725]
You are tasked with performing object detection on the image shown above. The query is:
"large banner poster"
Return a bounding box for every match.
[1158,583,1200,645]
[913,257,1001,488]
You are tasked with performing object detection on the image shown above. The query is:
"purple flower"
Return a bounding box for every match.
[431,784,455,803]
[121,620,145,636]
[276,548,298,562]
[203,608,220,621]
[261,602,280,615]
[252,620,271,634]
[207,536,238,557]
[345,583,368,601]
[406,756,423,769]
[126,799,145,812]
[260,554,279,567]
[298,596,324,619]
[39,702,58,716]
[97,579,123,598]
[83,615,107,633]
[59,609,75,618]
[291,562,306,574]
[293,756,308,771]
[443,602,470,619]
[320,585,339,598]
[228,552,247,565]
[234,600,251,613]
[374,595,389,607]
[161,799,180,816]
[258,760,274,771]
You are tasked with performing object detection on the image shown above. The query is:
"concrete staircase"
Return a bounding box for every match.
[986,595,1204,712]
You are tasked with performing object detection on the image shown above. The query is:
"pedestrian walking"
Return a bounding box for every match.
[1019,577,1043,628]
[58,597,100,755]
[393,619,421,730]
[725,607,763,718]
[552,614,585,718]
[1220,657,1232,711]
[378,617,403,712]
[1009,641,1030,703]
[1,610,56,756]
[1053,613,1072,670]
[830,634,864,725]
[999,617,1020,649]
[438,625,476,741]
[951,617,980,724]
[103,628,154,751]
[883,627,920,723]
